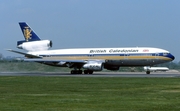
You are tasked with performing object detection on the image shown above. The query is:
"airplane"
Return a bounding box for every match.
[7,22,175,74]
[143,66,169,72]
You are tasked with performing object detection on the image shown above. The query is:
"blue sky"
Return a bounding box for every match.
[1,0,180,61]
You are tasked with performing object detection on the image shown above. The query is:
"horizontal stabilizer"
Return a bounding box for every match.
[6,49,41,58]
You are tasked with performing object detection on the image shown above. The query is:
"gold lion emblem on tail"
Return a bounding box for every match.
[23,27,32,41]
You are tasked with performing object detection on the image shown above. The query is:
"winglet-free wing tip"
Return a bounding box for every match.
[6,49,13,51]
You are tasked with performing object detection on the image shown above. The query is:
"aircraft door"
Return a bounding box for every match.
[88,54,94,59]
[155,53,159,59]
[124,53,129,59]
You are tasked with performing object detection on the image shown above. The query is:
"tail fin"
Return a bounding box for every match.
[19,22,41,41]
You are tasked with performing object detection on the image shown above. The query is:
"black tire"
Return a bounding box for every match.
[146,71,150,74]
[84,70,88,74]
[89,70,93,74]
[78,70,82,74]
[71,70,74,74]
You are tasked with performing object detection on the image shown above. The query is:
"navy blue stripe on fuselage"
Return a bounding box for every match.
[39,53,172,59]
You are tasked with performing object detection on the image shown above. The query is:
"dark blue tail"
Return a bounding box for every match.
[18,22,41,45]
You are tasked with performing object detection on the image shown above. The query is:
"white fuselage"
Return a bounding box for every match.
[27,47,174,67]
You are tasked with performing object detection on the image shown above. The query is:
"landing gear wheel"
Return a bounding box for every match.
[84,70,94,74]
[146,71,150,74]
[89,70,93,74]
[84,70,88,74]
[71,70,82,74]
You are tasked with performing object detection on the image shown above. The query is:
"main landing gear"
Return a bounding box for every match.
[84,70,93,74]
[146,71,150,74]
[71,70,82,74]
[70,70,94,74]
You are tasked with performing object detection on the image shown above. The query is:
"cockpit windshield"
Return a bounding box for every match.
[163,53,169,56]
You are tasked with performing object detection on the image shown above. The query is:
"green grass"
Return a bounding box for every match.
[0,62,70,72]
[0,77,180,111]
[0,61,144,72]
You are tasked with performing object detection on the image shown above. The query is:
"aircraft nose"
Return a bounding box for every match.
[169,53,175,60]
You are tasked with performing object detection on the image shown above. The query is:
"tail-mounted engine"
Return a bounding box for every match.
[17,40,52,51]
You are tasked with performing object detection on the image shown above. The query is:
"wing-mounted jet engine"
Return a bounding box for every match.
[83,61,103,71]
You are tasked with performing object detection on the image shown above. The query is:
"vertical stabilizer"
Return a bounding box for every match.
[19,22,41,42]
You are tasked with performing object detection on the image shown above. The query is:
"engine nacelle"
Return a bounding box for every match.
[83,62,103,71]
[17,40,52,51]
[143,66,169,72]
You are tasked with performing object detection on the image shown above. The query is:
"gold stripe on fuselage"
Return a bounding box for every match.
[43,55,172,61]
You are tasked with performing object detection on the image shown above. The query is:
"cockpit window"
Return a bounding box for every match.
[163,53,168,56]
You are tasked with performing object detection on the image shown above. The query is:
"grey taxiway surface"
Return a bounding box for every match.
[0,72,180,77]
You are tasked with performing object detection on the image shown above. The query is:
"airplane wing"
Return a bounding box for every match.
[23,58,105,69]
[24,58,88,63]
[7,49,42,58]
[7,49,105,71]
[7,49,105,64]
[24,58,105,64]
